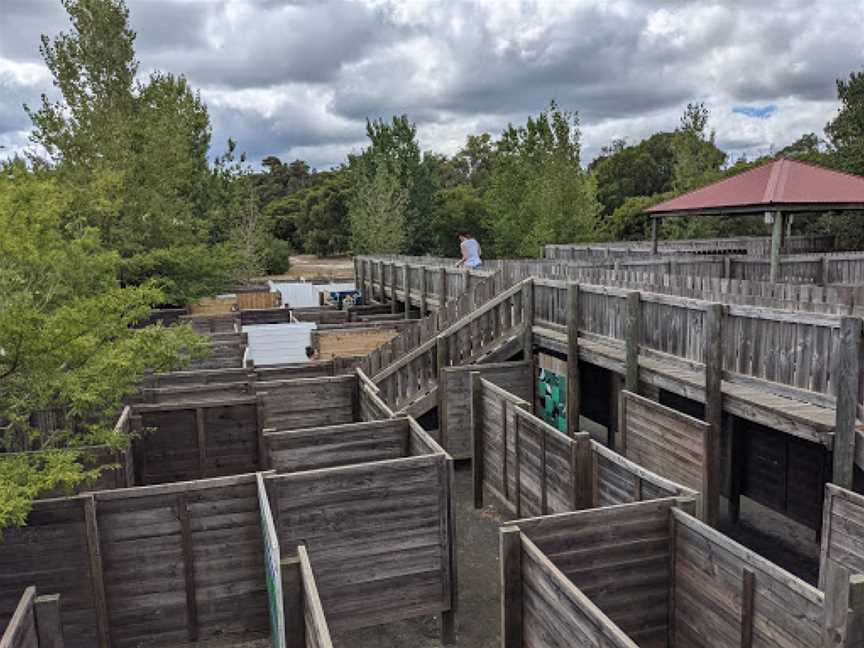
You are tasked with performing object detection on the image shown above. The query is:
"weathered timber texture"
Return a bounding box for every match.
[512,499,687,647]
[315,327,399,360]
[0,475,270,648]
[619,390,715,521]
[133,397,260,484]
[265,418,413,472]
[297,547,334,648]
[819,484,864,590]
[591,440,698,509]
[256,376,356,431]
[440,361,531,459]
[671,508,825,648]
[0,587,38,648]
[268,452,454,634]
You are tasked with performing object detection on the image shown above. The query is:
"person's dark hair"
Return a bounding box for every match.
[458,231,471,238]
[305,346,315,359]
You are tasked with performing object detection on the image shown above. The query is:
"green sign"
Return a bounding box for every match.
[537,367,567,433]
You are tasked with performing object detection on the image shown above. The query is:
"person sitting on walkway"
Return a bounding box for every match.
[456,231,482,268]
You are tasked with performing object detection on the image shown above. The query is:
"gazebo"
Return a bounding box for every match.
[645,157,864,281]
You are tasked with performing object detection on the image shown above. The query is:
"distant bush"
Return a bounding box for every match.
[263,238,292,274]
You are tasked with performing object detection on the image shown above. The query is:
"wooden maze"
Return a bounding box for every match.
[4,241,864,647]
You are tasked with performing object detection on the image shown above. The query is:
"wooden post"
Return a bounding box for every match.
[728,415,743,523]
[567,283,581,438]
[522,280,534,361]
[821,560,864,647]
[419,267,428,316]
[741,568,755,648]
[256,394,270,470]
[177,493,199,642]
[83,496,110,648]
[404,264,411,320]
[500,526,523,648]
[833,316,862,489]
[391,263,399,314]
[625,291,641,393]
[471,371,484,509]
[196,407,207,479]
[650,217,659,255]
[34,594,64,648]
[724,256,732,280]
[281,557,304,648]
[441,456,458,646]
[703,303,723,526]
[377,260,385,303]
[769,211,783,283]
[438,336,450,452]
[438,267,447,310]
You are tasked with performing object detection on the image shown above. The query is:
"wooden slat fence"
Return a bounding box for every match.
[0,587,63,648]
[282,547,333,648]
[471,377,696,519]
[255,376,357,432]
[356,369,395,422]
[257,473,285,647]
[265,451,456,638]
[503,498,864,648]
[132,396,262,484]
[439,361,531,459]
[264,419,412,472]
[618,390,716,522]
[819,484,864,589]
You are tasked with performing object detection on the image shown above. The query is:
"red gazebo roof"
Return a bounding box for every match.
[645,157,864,216]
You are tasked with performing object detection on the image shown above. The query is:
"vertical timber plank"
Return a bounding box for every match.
[833,316,862,489]
[34,594,64,648]
[567,282,581,438]
[741,567,755,648]
[704,303,723,526]
[471,371,484,509]
[625,291,641,393]
[500,526,523,648]
[177,493,199,642]
[83,496,110,648]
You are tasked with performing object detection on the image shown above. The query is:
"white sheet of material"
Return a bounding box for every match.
[243,322,317,365]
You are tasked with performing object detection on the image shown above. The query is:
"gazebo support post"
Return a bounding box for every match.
[650,217,659,255]
[769,210,784,283]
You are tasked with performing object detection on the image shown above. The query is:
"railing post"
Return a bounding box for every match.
[391,263,399,314]
[404,265,411,320]
[567,282,581,438]
[377,260,385,303]
[625,291,641,393]
[522,280,534,362]
[420,267,428,316]
[500,526,523,648]
[438,267,447,310]
[703,303,723,527]
[833,316,862,489]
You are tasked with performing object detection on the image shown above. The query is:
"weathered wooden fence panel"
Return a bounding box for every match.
[267,452,455,634]
[440,361,531,459]
[619,390,715,521]
[255,376,356,431]
[264,419,410,472]
[133,397,261,484]
[819,484,864,589]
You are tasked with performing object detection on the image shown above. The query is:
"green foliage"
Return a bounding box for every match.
[826,71,864,175]
[265,169,351,256]
[119,244,240,306]
[349,156,409,254]
[427,185,491,256]
[483,101,603,256]
[26,0,236,302]
[0,163,208,527]
[606,193,674,241]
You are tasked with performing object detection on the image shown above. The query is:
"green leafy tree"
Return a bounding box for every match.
[483,101,604,256]
[349,156,408,254]
[25,0,237,301]
[427,184,491,256]
[670,102,726,193]
[0,162,207,528]
[826,71,864,175]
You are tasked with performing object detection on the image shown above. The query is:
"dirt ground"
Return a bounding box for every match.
[265,255,355,282]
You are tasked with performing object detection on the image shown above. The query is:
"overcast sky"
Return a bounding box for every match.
[1,0,863,170]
